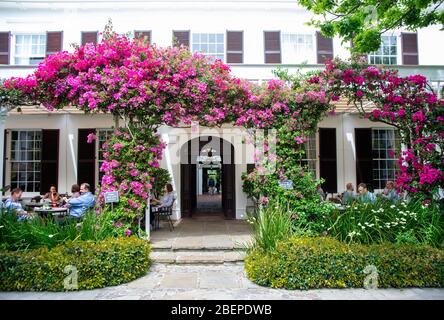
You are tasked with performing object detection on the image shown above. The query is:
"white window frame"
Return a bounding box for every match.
[191,32,225,63]
[5,129,42,197]
[368,34,399,65]
[11,33,47,66]
[299,132,318,178]
[371,128,400,190]
[280,32,315,64]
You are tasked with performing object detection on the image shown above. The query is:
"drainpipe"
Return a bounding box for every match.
[0,106,7,202]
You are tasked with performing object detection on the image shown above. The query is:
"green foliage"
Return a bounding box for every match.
[247,199,293,252]
[0,237,151,291]
[151,167,171,199]
[242,165,335,235]
[245,237,444,290]
[325,198,444,247]
[0,210,117,251]
[298,0,444,53]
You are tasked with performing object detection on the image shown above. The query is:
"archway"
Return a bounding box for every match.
[180,136,236,219]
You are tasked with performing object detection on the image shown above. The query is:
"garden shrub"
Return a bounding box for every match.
[245,237,444,290]
[0,237,151,291]
[325,198,444,247]
[0,209,118,251]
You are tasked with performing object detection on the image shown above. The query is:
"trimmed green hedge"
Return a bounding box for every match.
[245,237,444,290]
[0,237,151,291]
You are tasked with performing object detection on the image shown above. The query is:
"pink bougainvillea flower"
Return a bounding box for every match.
[87,133,97,143]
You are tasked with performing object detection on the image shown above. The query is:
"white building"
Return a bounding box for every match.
[1,0,443,220]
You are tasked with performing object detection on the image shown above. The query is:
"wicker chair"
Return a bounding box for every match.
[152,198,175,231]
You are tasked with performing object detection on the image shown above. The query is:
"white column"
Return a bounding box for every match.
[0,106,7,200]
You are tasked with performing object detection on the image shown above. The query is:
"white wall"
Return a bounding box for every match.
[0,0,442,75]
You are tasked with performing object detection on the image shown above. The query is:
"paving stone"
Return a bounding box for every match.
[199,271,241,289]
[159,272,198,289]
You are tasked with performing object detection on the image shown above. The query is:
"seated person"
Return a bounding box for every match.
[342,182,357,205]
[66,183,95,219]
[357,183,376,203]
[4,188,34,221]
[316,184,326,201]
[381,181,399,201]
[150,183,175,226]
[42,185,61,206]
[70,184,81,199]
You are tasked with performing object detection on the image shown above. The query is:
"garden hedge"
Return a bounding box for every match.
[0,237,151,291]
[245,237,444,290]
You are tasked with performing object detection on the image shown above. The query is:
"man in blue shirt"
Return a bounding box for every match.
[382,181,400,202]
[4,188,34,221]
[67,183,95,219]
[357,183,376,203]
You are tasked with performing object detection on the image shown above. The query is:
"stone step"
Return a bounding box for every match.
[150,250,246,264]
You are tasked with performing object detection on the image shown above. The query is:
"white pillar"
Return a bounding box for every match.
[0,106,7,200]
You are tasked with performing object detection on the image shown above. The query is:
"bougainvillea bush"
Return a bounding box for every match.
[319,58,444,197]
[95,127,167,236]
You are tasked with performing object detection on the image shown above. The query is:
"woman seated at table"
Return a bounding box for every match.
[42,185,61,206]
[150,183,175,227]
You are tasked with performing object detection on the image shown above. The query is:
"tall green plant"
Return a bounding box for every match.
[247,199,293,252]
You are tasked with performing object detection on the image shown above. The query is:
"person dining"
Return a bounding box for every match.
[150,183,175,228]
[42,185,61,207]
[4,188,34,221]
[66,183,95,220]
[357,183,376,203]
[381,181,400,202]
[341,182,357,205]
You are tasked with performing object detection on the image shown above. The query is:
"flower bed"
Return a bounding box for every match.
[245,237,444,290]
[0,237,151,291]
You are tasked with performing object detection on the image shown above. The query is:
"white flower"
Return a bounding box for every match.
[48,234,54,238]
[390,205,396,209]
[0,225,4,229]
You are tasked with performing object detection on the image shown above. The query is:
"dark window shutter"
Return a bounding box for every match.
[173,31,190,48]
[316,31,333,64]
[0,32,10,65]
[226,31,243,63]
[81,31,98,46]
[134,30,151,44]
[264,31,281,63]
[78,129,96,193]
[46,31,63,56]
[319,128,337,193]
[401,33,418,65]
[40,130,59,195]
[355,128,373,190]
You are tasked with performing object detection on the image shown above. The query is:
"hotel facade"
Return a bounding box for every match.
[1,0,443,220]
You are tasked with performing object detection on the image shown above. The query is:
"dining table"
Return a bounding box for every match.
[34,207,69,217]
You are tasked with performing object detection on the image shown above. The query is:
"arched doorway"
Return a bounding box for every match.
[180,136,236,219]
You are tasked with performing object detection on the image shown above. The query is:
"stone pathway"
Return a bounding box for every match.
[1,217,443,300]
[1,264,443,300]
[150,215,253,251]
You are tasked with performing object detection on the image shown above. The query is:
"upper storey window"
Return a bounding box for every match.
[281,33,314,63]
[14,34,46,65]
[192,33,224,62]
[368,35,397,65]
